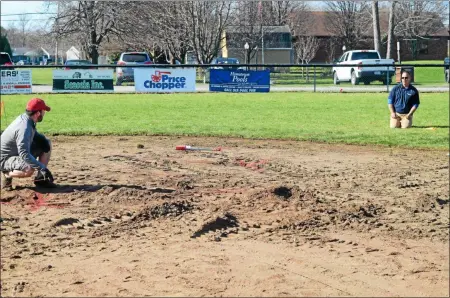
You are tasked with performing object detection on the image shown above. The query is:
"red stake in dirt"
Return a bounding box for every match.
[176,145,222,152]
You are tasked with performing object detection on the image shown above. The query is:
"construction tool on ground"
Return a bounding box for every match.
[176,145,222,152]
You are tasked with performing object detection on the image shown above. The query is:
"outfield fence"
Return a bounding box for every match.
[1,63,448,94]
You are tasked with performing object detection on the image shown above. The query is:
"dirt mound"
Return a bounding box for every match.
[134,200,194,221]
[176,179,195,190]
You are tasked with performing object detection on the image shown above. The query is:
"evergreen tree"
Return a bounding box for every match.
[0,27,13,56]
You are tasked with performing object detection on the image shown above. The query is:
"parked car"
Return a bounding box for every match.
[16,60,26,66]
[333,50,395,85]
[210,57,242,70]
[444,57,449,83]
[116,52,153,86]
[64,59,95,70]
[0,52,14,66]
[205,57,247,82]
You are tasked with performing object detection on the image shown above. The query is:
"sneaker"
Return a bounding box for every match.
[1,172,13,190]
[34,180,57,188]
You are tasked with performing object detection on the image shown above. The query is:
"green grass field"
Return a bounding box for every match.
[24,61,449,86]
[1,92,448,149]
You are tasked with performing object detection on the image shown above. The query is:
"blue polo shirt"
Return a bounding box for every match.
[388,84,420,114]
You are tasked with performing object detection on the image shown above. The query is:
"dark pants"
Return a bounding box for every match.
[31,133,51,157]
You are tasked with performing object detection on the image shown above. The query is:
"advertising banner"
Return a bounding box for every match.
[0,70,32,94]
[134,68,196,93]
[53,69,114,93]
[209,69,270,92]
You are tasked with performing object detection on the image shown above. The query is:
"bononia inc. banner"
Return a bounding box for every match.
[134,68,196,93]
[53,69,114,92]
[1,70,32,94]
[209,69,270,92]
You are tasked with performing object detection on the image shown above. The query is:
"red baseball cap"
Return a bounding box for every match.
[26,98,51,112]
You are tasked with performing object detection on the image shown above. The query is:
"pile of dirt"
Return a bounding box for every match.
[133,200,194,221]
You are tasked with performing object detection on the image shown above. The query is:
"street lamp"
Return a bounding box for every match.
[244,42,249,70]
[342,45,347,52]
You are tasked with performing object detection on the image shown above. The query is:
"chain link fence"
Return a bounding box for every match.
[1,63,448,93]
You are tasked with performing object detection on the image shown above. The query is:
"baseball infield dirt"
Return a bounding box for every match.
[1,136,448,297]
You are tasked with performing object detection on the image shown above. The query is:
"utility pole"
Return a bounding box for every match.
[448,0,450,57]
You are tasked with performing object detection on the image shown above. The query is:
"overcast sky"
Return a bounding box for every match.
[1,1,55,29]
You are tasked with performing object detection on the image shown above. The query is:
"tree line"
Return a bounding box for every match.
[2,1,448,64]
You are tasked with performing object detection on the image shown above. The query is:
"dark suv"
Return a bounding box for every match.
[116,52,152,85]
[211,57,242,70]
[0,52,13,66]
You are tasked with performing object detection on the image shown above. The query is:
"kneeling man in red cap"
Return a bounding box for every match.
[1,98,56,190]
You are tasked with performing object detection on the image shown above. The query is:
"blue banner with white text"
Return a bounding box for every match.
[209,69,270,92]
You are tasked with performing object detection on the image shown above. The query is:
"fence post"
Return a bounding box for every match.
[313,65,316,92]
[386,66,389,93]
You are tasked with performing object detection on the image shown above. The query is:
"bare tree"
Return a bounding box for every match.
[393,1,448,59]
[262,1,305,26]
[372,1,381,53]
[120,1,231,64]
[294,36,319,79]
[394,1,447,38]
[26,29,55,53]
[227,1,275,64]
[386,1,396,59]
[49,1,135,64]
[149,3,191,63]
[187,1,232,64]
[2,23,54,55]
[325,1,371,50]
[325,36,340,64]
[112,2,188,63]
[288,1,313,37]
[17,14,30,47]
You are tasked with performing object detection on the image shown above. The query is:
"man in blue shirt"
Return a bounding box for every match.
[388,70,420,128]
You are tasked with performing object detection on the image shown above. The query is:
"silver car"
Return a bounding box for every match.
[116,52,153,85]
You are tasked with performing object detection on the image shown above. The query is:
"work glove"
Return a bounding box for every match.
[38,168,54,183]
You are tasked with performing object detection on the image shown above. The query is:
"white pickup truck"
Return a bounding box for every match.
[332,50,395,85]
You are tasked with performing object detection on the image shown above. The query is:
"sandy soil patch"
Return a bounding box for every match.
[1,136,448,297]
